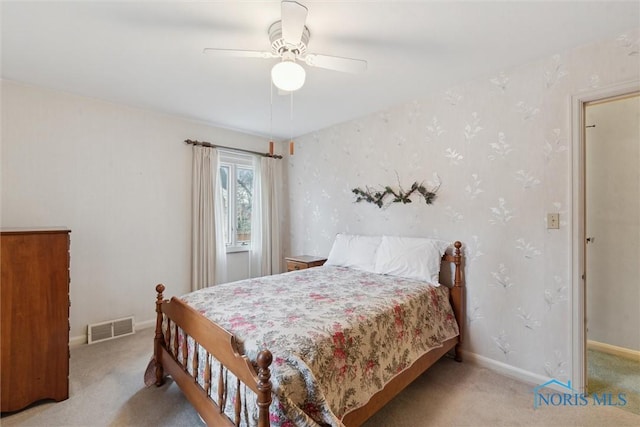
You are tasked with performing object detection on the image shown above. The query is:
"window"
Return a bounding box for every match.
[219,152,254,252]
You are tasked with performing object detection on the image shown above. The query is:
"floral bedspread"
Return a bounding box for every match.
[176,266,459,426]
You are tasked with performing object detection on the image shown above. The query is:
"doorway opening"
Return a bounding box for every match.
[570,80,639,394]
[583,94,639,411]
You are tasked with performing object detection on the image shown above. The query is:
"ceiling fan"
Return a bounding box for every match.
[203,0,367,92]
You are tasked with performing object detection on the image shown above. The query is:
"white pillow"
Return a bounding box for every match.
[325,233,382,272]
[374,236,450,285]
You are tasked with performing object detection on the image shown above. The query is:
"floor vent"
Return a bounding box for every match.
[88,316,135,344]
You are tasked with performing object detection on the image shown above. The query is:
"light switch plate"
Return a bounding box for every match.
[547,213,560,229]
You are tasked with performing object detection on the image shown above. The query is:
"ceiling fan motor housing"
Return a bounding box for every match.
[269,20,310,57]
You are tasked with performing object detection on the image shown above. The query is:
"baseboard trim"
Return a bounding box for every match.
[461,350,568,393]
[69,318,156,348]
[587,340,640,361]
[69,335,86,348]
[136,318,156,331]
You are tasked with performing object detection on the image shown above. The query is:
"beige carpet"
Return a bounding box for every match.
[2,327,639,427]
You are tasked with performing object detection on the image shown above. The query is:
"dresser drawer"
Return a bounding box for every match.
[287,260,309,271]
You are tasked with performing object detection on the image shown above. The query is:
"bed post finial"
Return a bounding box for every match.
[451,242,464,362]
[256,349,273,427]
[154,284,166,386]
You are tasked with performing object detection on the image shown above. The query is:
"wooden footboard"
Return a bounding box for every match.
[154,284,272,427]
[154,241,464,427]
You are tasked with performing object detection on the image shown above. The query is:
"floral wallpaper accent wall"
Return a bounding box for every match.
[285,29,639,380]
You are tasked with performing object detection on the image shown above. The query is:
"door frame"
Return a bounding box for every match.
[570,80,640,392]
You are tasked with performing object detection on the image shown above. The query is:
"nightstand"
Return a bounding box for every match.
[285,255,327,272]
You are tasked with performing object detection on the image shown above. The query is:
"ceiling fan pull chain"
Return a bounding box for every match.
[289,92,295,156]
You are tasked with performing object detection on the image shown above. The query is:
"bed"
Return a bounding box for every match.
[151,236,464,426]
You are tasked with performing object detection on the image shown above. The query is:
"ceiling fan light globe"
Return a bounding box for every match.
[271,60,306,92]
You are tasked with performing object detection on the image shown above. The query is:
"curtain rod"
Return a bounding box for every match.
[184,139,283,159]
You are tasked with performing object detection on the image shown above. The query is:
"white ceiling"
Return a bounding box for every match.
[2,1,639,139]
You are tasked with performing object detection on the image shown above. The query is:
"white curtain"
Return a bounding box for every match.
[191,145,227,291]
[250,156,282,277]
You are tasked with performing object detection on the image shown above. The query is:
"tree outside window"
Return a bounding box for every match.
[235,167,253,243]
[219,152,254,251]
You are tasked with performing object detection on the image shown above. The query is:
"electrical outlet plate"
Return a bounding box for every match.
[547,213,560,229]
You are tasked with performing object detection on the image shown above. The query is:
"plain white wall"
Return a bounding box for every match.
[1,80,271,343]
[585,95,640,351]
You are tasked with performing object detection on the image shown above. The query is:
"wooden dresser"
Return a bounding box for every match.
[285,255,327,272]
[1,228,71,412]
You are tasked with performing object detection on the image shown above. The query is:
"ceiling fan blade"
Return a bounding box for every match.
[202,48,276,59]
[281,0,308,46]
[304,54,368,74]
